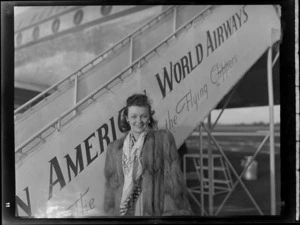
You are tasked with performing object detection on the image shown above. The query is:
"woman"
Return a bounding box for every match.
[103,93,192,216]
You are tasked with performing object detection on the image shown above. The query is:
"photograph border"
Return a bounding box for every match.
[1,0,297,224]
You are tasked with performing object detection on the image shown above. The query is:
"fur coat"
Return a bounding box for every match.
[103,129,193,216]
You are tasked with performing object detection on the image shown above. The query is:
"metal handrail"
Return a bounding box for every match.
[14,5,176,115]
[15,5,213,154]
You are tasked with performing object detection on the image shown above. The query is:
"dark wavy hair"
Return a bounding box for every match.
[119,94,157,132]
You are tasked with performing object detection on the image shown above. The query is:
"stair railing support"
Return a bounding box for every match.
[199,124,205,215]
[267,46,276,215]
[173,6,177,32]
[74,72,79,116]
[207,114,214,215]
[130,36,134,64]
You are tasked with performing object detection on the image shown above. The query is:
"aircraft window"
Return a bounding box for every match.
[32,26,40,40]
[52,18,60,33]
[73,9,83,25]
[101,6,112,16]
[16,33,22,46]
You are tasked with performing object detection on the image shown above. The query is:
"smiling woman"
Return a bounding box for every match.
[119,94,157,135]
[126,106,150,139]
[103,93,193,216]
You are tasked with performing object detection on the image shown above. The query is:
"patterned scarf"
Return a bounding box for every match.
[120,130,147,216]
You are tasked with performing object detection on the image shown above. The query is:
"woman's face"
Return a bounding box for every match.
[126,105,150,137]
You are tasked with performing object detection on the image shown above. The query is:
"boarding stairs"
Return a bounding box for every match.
[15,5,281,217]
[14,5,207,149]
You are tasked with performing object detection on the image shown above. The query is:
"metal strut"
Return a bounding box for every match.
[201,123,264,215]
[267,46,276,215]
[215,134,270,215]
[195,46,279,216]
